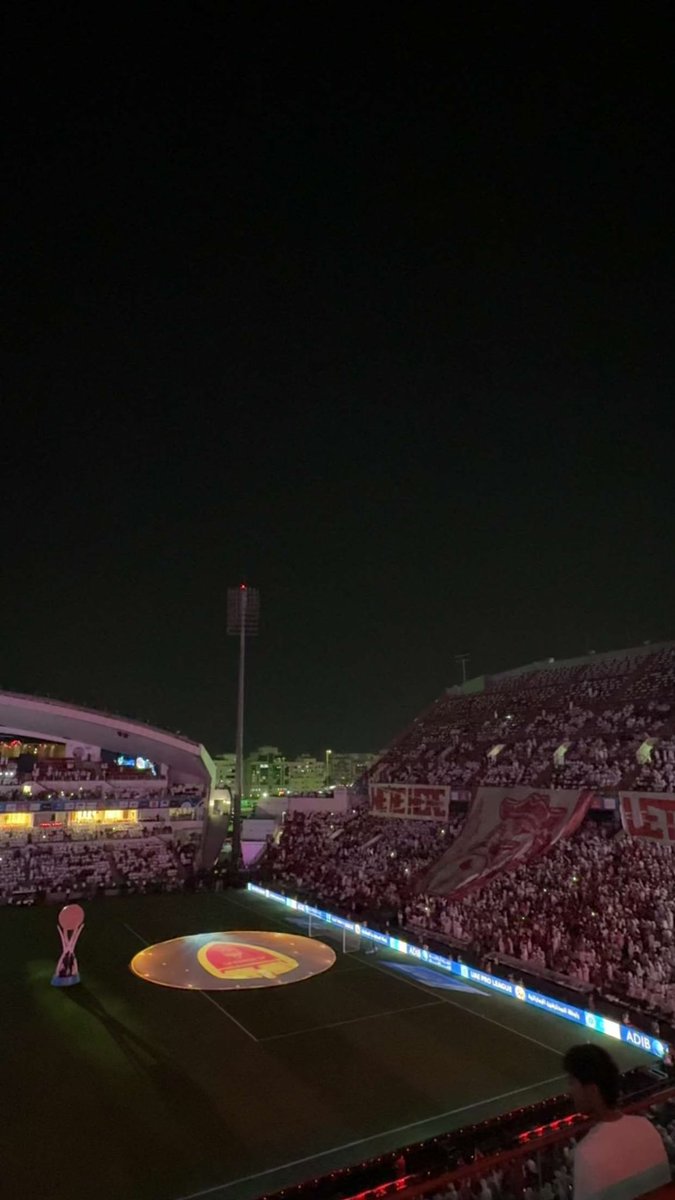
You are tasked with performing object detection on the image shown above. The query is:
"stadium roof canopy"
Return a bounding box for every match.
[0,690,214,786]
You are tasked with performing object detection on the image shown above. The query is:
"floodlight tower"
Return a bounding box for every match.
[227,583,260,874]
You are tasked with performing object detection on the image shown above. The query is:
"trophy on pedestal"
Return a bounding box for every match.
[51,904,85,987]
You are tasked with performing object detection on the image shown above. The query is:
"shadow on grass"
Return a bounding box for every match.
[63,985,225,1133]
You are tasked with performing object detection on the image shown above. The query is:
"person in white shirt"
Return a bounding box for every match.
[563,1043,670,1200]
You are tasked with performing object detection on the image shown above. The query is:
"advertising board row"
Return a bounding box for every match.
[0,796,200,814]
[247,883,668,1060]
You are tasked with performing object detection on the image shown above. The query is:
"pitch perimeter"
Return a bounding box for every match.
[1,890,653,1200]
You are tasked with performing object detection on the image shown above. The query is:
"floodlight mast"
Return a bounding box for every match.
[226,584,260,876]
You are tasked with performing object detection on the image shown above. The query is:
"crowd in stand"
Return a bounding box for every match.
[264,807,675,1028]
[2,648,674,1200]
[409,824,675,1020]
[0,832,201,902]
[0,841,114,899]
[370,646,675,792]
[634,736,675,793]
[266,808,463,918]
[112,842,181,891]
[0,760,206,899]
[2,645,674,989]
[0,822,181,849]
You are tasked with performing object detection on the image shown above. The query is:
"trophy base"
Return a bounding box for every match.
[51,973,80,987]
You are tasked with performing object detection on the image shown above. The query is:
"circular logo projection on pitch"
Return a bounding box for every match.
[130,930,335,991]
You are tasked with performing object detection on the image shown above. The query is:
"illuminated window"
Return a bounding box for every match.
[71,809,137,825]
[0,813,32,828]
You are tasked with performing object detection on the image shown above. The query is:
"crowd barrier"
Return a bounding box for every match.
[247,883,669,1060]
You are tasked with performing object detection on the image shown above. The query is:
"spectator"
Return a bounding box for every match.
[369,646,675,793]
[562,1044,669,1200]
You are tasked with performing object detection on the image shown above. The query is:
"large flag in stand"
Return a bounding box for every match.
[620,793,675,843]
[418,786,593,899]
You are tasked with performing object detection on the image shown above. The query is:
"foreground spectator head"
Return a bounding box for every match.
[562,1043,669,1200]
[563,1044,620,1116]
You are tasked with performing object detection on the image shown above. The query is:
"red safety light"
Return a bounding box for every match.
[240,582,247,590]
[518,1113,580,1143]
[342,1175,414,1200]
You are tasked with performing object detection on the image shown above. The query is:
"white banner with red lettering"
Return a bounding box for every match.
[369,783,450,820]
[620,793,675,843]
[419,786,594,898]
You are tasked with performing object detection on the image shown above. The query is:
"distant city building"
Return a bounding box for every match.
[212,745,378,798]
[245,746,287,799]
[286,754,326,794]
[325,750,377,786]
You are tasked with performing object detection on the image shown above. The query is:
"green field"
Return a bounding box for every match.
[2,889,652,1200]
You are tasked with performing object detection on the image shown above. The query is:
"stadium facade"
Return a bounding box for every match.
[0,689,214,833]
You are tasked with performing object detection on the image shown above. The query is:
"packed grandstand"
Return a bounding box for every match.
[0,688,211,902]
[2,647,675,1027]
[368,642,675,794]
[2,642,675,1199]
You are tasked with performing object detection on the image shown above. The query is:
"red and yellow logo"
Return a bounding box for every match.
[197,941,298,981]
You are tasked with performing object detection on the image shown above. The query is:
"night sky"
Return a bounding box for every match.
[4,7,674,756]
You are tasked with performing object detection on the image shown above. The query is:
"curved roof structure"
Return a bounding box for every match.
[0,689,214,786]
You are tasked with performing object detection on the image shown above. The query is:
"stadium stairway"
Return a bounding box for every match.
[105,848,124,885]
[170,842,189,880]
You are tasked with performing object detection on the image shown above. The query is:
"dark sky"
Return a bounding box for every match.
[3,6,674,755]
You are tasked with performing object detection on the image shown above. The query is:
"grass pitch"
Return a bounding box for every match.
[2,889,652,1200]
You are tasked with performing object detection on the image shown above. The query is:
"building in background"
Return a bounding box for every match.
[325,750,377,787]
[212,746,378,798]
[245,746,287,799]
[286,753,326,793]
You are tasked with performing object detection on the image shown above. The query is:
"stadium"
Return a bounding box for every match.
[3,643,675,1200]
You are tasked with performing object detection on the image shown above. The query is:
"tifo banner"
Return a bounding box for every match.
[419,786,594,898]
[620,793,675,843]
[369,784,449,820]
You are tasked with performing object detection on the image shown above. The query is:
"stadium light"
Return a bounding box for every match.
[227,585,260,873]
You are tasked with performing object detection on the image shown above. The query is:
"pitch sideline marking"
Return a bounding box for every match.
[362,955,563,1057]
[258,998,443,1042]
[225,891,562,1055]
[171,1073,567,1200]
[122,923,259,1043]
